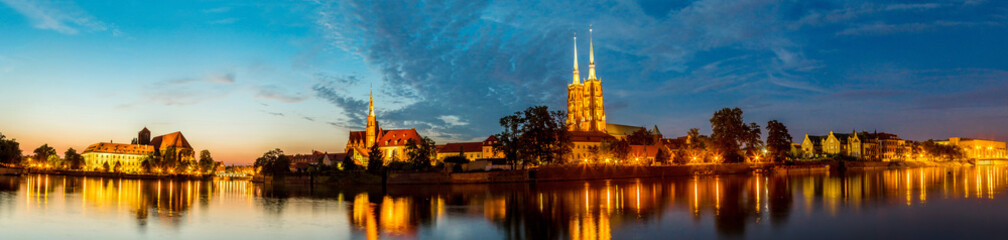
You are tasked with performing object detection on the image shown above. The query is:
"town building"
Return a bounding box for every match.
[344,88,424,165]
[937,137,1007,159]
[435,136,503,161]
[801,130,907,161]
[287,151,345,172]
[81,127,195,172]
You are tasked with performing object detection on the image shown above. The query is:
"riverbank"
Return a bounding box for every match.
[11,168,213,180]
[259,159,974,186]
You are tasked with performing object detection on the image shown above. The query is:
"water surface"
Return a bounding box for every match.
[2,166,1007,239]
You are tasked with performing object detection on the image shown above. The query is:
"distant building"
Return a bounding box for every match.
[436,136,504,161]
[937,137,1007,159]
[802,130,907,161]
[286,151,345,172]
[344,88,424,165]
[801,134,825,157]
[81,127,194,172]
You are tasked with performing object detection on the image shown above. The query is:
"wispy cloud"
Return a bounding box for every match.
[255,86,305,103]
[1,0,121,36]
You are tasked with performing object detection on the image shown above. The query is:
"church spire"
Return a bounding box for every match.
[588,28,597,80]
[572,34,580,85]
[368,85,374,116]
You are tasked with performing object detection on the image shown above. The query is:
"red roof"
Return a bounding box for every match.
[438,142,483,153]
[482,135,498,146]
[348,131,366,145]
[569,131,615,142]
[82,142,154,155]
[377,129,422,147]
[150,131,192,150]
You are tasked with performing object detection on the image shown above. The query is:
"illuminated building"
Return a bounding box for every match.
[345,88,424,165]
[562,31,665,163]
[286,151,344,172]
[938,137,1007,159]
[435,136,505,161]
[567,29,606,132]
[81,128,195,172]
[802,131,906,161]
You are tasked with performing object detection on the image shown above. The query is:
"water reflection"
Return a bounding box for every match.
[2,166,1008,239]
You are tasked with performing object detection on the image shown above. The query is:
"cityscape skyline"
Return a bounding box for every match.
[2,1,1007,165]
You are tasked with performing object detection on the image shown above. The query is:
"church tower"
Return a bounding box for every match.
[138,127,151,145]
[567,34,584,131]
[365,87,380,148]
[584,28,606,132]
[566,28,607,132]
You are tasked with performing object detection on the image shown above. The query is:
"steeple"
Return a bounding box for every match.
[368,86,374,116]
[588,28,597,80]
[572,34,580,85]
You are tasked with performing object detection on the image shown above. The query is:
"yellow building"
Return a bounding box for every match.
[938,137,1007,159]
[567,29,606,132]
[81,128,195,172]
[436,136,503,161]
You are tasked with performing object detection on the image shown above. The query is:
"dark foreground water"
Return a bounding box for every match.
[2,166,1008,239]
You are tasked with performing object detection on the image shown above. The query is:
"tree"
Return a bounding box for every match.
[366,144,383,174]
[65,148,85,170]
[198,150,215,174]
[443,155,469,172]
[765,120,792,163]
[33,144,57,164]
[493,106,571,168]
[655,147,671,164]
[628,129,655,145]
[47,154,62,168]
[113,161,122,173]
[605,139,630,162]
[254,148,290,177]
[919,140,965,161]
[404,137,436,168]
[709,107,760,163]
[0,133,21,165]
[494,113,524,169]
[102,162,110,172]
[341,149,357,171]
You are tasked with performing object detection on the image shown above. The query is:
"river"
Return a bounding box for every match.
[1,166,1007,239]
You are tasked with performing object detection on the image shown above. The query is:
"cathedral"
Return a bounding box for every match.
[345,88,423,165]
[567,29,607,132]
[566,29,664,163]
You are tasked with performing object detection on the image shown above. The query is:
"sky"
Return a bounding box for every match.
[1,0,1006,165]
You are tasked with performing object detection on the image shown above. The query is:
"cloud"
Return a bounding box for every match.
[203,6,231,14]
[255,86,305,103]
[308,0,1008,142]
[438,115,468,126]
[209,18,239,25]
[313,82,367,129]
[129,71,238,107]
[1,0,121,35]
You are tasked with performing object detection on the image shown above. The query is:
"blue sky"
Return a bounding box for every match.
[1,0,1006,164]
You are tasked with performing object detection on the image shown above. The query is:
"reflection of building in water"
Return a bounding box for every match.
[339,167,1008,239]
[20,175,263,228]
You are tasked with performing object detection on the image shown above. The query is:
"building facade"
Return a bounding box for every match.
[567,30,606,132]
[938,137,1007,159]
[81,128,195,172]
[345,89,425,165]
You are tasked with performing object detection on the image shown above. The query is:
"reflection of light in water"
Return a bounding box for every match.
[351,193,378,240]
[380,196,412,235]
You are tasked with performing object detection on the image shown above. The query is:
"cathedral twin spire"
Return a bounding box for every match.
[572,28,598,83]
